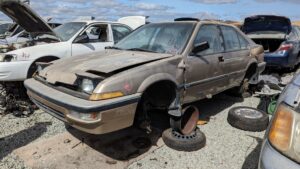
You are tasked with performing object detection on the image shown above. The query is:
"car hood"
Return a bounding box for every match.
[243,15,292,34]
[0,0,55,35]
[40,50,173,84]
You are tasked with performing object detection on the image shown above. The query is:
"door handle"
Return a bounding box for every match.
[218,56,224,62]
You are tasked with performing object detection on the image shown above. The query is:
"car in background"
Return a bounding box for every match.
[259,73,300,169]
[242,15,300,69]
[0,0,145,82]
[0,23,61,47]
[25,18,265,135]
[0,22,13,37]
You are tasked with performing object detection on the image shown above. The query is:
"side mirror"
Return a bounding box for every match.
[191,41,210,55]
[74,34,89,43]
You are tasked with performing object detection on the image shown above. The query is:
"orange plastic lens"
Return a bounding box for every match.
[269,105,293,152]
[90,92,124,101]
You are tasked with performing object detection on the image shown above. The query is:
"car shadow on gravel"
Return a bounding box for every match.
[66,119,165,161]
[242,136,263,169]
[191,93,244,119]
[0,122,51,161]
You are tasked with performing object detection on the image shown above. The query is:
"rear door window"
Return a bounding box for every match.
[220,26,241,52]
[237,33,249,50]
[194,24,224,55]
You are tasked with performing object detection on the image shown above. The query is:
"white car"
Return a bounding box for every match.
[0,0,145,81]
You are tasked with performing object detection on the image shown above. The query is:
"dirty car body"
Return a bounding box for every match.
[243,15,300,69]
[25,20,265,134]
[0,0,145,82]
[259,73,300,169]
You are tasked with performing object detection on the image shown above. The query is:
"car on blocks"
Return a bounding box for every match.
[24,18,266,151]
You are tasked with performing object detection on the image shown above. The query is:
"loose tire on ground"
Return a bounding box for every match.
[162,128,206,152]
[227,106,269,132]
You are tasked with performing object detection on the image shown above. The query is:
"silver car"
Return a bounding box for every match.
[259,73,300,169]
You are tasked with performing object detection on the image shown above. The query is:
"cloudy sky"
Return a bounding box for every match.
[0,0,300,22]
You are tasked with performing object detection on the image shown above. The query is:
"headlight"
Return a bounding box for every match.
[0,54,17,62]
[269,103,300,163]
[80,78,95,94]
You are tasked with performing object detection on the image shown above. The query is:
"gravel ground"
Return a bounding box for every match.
[128,94,265,169]
[0,110,66,169]
[0,93,266,169]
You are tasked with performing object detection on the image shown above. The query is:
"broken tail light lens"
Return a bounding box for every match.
[275,44,293,55]
[269,103,300,163]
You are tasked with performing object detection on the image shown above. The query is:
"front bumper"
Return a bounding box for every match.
[0,61,32,81]
[24,78,141,135]
[259,140,299,169]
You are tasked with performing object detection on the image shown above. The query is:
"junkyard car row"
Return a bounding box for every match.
[0,0,300,168]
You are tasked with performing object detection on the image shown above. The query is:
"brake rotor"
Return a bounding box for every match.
[170,106,199,135]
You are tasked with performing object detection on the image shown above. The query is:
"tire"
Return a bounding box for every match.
[162,128,206,152]
[227,106,269,132]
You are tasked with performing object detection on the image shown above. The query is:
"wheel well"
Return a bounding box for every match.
[27,56,60,78]
[141,80,177,109]
[245,63,257,79]
[134,80,177,129]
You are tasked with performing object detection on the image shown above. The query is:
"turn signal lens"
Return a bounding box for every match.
[90,91,124,101]
[269,104,294,152]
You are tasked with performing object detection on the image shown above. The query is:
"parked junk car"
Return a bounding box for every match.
[0,23,61,46]
[259,73,300,169]
[25,18,266,136]
[242,15,300,69]
[0,0,145,82]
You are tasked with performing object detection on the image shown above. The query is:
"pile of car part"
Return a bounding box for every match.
[0,82,35,117]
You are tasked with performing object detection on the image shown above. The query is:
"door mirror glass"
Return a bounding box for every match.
[74,34,89,43]
[192,41,210,54]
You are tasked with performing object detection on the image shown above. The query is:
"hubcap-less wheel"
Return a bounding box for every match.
[227,106,269,132]
[170,106,199,135]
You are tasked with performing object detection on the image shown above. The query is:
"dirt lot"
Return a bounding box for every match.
[0,91,269,169]
[1,67,297,169]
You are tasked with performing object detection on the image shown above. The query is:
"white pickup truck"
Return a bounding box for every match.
[0,0,146,81]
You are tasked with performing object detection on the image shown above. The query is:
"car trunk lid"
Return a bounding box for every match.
[243,15,292,34]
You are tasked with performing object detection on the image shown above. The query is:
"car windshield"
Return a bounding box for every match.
[54,22,86,41]
[115,23,195,55]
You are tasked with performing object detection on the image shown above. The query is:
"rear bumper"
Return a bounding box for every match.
[258,62,266,74]
[259,140,300,169]
[24,78,141,134]
[264,53,294,68]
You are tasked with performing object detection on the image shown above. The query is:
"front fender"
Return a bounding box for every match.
[137,73,179,93]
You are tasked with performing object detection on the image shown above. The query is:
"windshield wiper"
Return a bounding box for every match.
[105,46,123,50]
[127,48,158,53]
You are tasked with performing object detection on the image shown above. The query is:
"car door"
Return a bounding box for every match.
[111,24,132,44]
[184,24,226,103]
[220,26,250,88]
[71,23,114,56]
